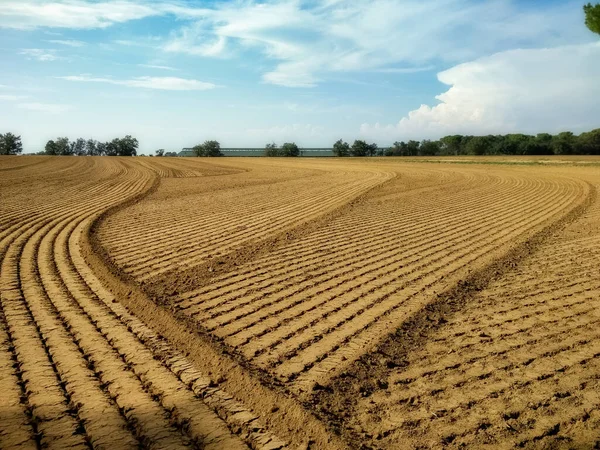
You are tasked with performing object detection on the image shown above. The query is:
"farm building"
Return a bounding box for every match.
[179,148,335,157]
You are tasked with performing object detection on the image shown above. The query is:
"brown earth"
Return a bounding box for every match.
[1,155,599,450]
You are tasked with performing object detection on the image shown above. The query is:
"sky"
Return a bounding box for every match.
[0,0,599,154]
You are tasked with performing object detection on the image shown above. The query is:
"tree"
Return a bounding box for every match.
[281,142,299,157]
[0,133,23,155]
[155,149,165,157]
[165,151,178,157]
[419,139,441,156]
[193,144,206,157]
[576,128,600,154]
[464,136,492,155]
[96,141,107,156]
[55,137,72,155]
[105,139,119,156]
[264,143,279,157]
[367,143,378,157]
[350,140,369,156]
[86,139,98,156]
[440,135,464,155]
[584,3,600,35]
[70,138,86,156]
[406,140,420,156]
[203,140,222,157]
[45,139,58,155]
[115,135,138,156]
[333,139,350,157]
[552,132,576,155]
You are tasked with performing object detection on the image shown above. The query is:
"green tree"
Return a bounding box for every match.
[45,139,58,155]
[105,139,119,156]
[350,140,369,156]
[576,128,600,154]
[193,143,206,157]
[333,139,350,157]
[367,143,378,157]
[264,142,279,157]
[71,138,86,156]
[419,139,441,156]
[202,140,222,157]
[440,135,464,155]
[464,136,492,155]
[155,149,165,157]
[584,3,600,35]
[115,135,138,156]
[0,133,23,155]
[96,141,107,156]
[406,140,420,156]
[552,132,576,155]
[85,139,98,156]
[281,142,299,157]
[54,137,72,155]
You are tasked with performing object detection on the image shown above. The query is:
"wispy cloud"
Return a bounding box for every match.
[18,102,72,114]
[46,39,85,47]
[20,48,61,61]
[0,1,157,30]
[158,0,591,88]
[58,75,217,91]
[0,94,28,101]
[138,64,177,71]
[2,0,592,88]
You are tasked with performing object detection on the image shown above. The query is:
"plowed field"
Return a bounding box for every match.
[1,155,599,450]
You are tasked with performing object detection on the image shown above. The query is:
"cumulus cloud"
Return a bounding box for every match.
[58,75,217,91]
[18,102,72,114]
[360,42,600,141]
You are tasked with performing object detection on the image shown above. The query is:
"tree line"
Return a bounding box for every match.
[329,130,600,157]
[42,136,139,156]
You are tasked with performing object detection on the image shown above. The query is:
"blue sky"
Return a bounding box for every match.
[0,0,599,154]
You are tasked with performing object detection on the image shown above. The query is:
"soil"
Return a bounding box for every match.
[1,155,599,449]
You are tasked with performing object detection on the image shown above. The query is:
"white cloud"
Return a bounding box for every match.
[2,1,593,88]
[360,42,600,142]
[18,102,72,114]
[138,64,177,71]
[58,75,217,91]
[0,94,28,101]
[20,48,61,61]
[46,39,85,47]
[0,1,157,29]
[160,0,592,87]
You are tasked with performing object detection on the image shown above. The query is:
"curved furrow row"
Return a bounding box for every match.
[336,177,599,449]
[286,179,585,390]
[113,175,381,269]
[111,172,392,276]
[100,169,394,282]
[164,170,586,391]
[174,169,513,305]
[177,172,544,319]
[1,158,290,450]
[98,165,343,247]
